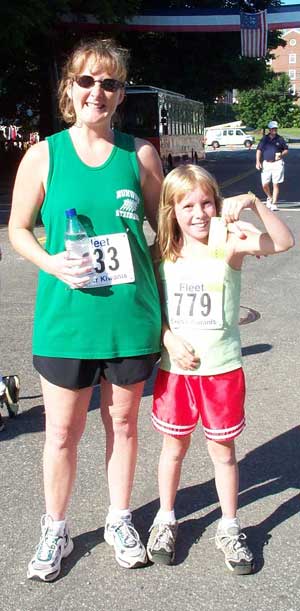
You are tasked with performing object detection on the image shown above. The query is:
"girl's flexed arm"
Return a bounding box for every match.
[222,192,294,257]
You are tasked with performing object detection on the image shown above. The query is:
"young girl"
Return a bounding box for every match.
[146,164,294,574]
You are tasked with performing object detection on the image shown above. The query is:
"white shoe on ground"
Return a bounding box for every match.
[147,520,178,565]
[215,520,254,575]
[27,514,74,582]
[104,512,147,568]
[266,197,273,209]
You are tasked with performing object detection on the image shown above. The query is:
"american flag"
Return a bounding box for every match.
[240,10,268,58]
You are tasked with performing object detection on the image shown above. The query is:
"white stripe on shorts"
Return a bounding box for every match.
[204,417,245,441]
[151,413,196,436]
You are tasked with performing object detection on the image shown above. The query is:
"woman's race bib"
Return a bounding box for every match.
[85,232,135,288]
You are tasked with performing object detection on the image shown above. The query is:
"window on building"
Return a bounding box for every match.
[289,69,296,80]
[289,54,296,64]
[290,39,297,46]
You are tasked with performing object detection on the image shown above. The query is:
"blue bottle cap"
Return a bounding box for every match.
[65,208,77,218]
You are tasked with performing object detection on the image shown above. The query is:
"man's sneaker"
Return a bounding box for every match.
[270,203,279,211]
[1,375,20,417]
[104,512,147,568]
[0,412,4,432]
[147,521,178,565]
[27,514,74,582]
[215,522,254,575]
[266,197,273,209]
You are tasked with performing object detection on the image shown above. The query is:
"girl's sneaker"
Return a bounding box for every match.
[147,521,178,565]
[104,512,147,568]
[27,514,74,582]
[215,522,254,575]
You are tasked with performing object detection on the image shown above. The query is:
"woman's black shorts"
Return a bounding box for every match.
[33,353,160,390]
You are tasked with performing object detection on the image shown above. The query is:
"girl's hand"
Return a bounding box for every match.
[164,330,200,370]
[46,251,93,289]
[222,193,255,224]
[227,219,262,240]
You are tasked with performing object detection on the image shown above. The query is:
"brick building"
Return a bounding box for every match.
[271,29,300,102]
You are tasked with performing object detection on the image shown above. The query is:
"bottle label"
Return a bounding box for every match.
[85,232,135,288]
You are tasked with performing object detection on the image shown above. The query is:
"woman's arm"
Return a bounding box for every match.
[222,192,295,259]
[9,143,92,288]
[135,138,164,232]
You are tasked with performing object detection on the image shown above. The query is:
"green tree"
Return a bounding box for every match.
[0,0,284,136]
[119,0,283,110]
[0,1,140,136]
[237,73,298,128]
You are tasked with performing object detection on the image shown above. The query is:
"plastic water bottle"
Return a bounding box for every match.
[64,208,94,281]
[65,208,91,258]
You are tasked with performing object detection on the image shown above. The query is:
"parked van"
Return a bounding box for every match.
[205,127,255,149]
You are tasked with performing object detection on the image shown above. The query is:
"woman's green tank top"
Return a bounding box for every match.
[33,129,161,358]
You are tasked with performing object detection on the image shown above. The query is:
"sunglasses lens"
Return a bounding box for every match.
[101,79,122,92]
[76,76,94,88]
[75,76,124,91]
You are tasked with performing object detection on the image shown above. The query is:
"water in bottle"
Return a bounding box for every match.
[64,208,94,282]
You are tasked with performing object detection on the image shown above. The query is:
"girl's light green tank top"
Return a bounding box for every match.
[33,129,161,358]
[159,256,242,375]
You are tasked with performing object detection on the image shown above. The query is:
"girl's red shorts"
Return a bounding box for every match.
[152,367,245,441]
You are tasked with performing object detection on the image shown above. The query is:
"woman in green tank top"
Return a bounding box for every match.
[9,38,163,580]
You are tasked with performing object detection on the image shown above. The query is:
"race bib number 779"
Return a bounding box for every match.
[165,261,225,330]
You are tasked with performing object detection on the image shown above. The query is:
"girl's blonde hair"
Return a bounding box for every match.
[58,38,129,124]
[157,164,223,261]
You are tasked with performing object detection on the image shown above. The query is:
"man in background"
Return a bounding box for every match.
[256,121,288,211]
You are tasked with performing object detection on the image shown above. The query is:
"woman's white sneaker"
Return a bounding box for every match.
[27,514,74,582]
[104,512,147,568]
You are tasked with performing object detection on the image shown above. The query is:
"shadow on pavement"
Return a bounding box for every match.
[0,402,45,438]
[132,425,300,572]
[242,343,272,356]
[2,397,299,574]
[57,527,105,581]
[50,425,300,576]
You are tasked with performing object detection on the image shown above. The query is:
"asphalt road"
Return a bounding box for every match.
[204,144,300,207]
[1,149,300,611]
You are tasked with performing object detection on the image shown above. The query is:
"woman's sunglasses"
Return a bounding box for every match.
[74,75,125,92]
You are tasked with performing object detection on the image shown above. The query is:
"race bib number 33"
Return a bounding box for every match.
[86,232,135,288]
